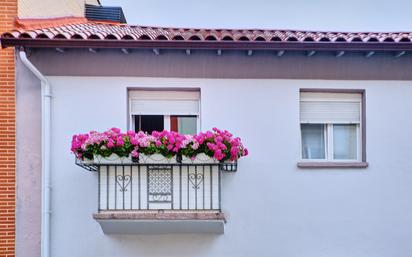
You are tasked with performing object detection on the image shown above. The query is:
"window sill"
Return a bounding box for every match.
[297,161,369,169]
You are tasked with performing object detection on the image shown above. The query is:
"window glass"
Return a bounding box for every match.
[171,116,197,135]
[135,115,197,135]
[301,124,325,159]
[135,115,164,134]
[177,116,197,135]
[333,124,357,160]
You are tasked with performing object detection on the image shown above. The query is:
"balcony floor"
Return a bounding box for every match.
[93,211,226,234]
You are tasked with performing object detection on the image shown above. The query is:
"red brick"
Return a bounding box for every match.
[0,0,16,256]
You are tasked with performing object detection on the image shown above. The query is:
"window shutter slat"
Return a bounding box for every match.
[129,90,200,115]
[300,92,361,124]
[130,99,199,115]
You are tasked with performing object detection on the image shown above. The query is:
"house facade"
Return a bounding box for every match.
[2,12,412,257]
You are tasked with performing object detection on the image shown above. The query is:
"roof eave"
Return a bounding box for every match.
[2,38,412,51]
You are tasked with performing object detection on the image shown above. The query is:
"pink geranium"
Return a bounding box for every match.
[71,127,248,162]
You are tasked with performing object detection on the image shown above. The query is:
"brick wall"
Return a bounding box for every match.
[0,0,17,256]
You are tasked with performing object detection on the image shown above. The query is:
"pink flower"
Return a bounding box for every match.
[111,127,121,134]
[169,136,175,144]
[130,137,138,146]
[116,138,124,146]
[213,149,225,160]
[192,142,199,150]
[207,142,217,151]
[217,142,227,150]
[206,131,213,139]
[71,127,248,162]
[127,130,136,137]
[131,149,139,157]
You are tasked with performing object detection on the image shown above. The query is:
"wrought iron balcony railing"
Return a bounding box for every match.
[76,160,223,212]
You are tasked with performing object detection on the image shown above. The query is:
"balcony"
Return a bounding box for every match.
[72,128,248,234]
[77,160,230,234]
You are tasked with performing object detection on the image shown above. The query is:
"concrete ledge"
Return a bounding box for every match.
[297,161,369,169]
[93,211,225,220]
[93,211,226,234]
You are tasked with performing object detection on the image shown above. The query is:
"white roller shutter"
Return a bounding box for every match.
[300,92,361,124]
[129,90,200,115]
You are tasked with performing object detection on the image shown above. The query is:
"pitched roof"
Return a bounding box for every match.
[2,19,412,51]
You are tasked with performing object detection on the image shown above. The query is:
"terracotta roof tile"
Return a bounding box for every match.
[3,20,411,43]
[14,17,88,30]
[2,18,412,50]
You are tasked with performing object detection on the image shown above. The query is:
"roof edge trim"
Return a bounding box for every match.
[2,38,412,51]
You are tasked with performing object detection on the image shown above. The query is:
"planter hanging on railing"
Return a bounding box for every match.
[72,128,248,170]
[181,153,219,164]
[93,154,132,164]
[138,153,177,164]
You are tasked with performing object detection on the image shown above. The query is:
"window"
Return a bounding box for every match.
[129,90,200,134]
[300,91,363,162]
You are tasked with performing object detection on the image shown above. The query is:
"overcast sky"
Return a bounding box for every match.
[101,0,412,32]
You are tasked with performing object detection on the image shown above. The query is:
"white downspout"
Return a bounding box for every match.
[19,49,51,257]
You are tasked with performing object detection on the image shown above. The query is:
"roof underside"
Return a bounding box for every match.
[2,20,412,51]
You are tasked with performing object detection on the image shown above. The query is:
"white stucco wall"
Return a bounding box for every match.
[48,76,412,257]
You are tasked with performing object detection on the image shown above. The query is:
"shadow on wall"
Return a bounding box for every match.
[107,233,221,256]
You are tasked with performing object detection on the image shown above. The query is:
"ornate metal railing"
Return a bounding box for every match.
[76,160,222,212]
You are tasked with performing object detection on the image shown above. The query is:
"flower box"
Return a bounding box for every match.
[72,127,248,168]
[220,160,237,172]
[181,153,219,164]
[93,154,132,164]
[138,153,177,164]
[82,158,95,165]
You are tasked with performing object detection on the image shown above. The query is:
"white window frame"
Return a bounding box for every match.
[300,91,363,163]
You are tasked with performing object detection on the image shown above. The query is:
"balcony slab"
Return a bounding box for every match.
[93,211,225,234]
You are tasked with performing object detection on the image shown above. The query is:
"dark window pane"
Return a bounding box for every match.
[135,115,164,134]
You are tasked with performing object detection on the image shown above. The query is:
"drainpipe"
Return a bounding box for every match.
[19,49,51,257]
